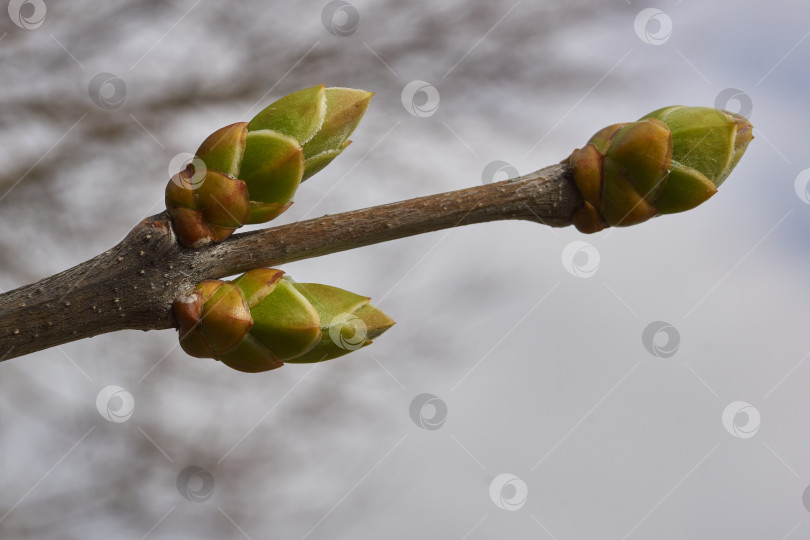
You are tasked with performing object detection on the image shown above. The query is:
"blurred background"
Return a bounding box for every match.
[1,0,808,537]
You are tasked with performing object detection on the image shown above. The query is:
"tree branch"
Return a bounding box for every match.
[0,163,579,361]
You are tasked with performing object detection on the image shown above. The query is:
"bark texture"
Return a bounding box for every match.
[0,164,580,361]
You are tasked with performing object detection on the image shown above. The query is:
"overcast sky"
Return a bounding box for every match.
[1,0,809,538]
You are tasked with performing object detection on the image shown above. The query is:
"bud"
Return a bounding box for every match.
[301,87,373,179]
[286,282,394,363]
[640,106,754,188]
[166,85,373,247]
[173,269,394,373]
[568,106,753,233]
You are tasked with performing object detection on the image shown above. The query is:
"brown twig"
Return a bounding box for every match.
[0,163,580,361]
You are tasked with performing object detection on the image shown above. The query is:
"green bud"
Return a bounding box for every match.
[173,269,394,373]
[195,122,247,177]
[652,161,717,215]
[286,281,394,363]
[568,105,753,233]
[248,278,322,361]
[248,85,327,142]
[301,87,374,180]
[239,130,305,223]
[165,86,373,247]
[640,105,753,187]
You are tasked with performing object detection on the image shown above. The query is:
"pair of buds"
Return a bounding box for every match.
[166,86,393,373]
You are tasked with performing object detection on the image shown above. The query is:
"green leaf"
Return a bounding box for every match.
[239,129,305,207]
[246,201,292,225]
[233,268,285,308]
[287,283,394,363]
[218,333,283,373]
[303,87,373,159]
[641,106,740,187]
[249,279,321,361]
[655,161,717,214]
[248,85,327,143]
[302,143,348,181]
